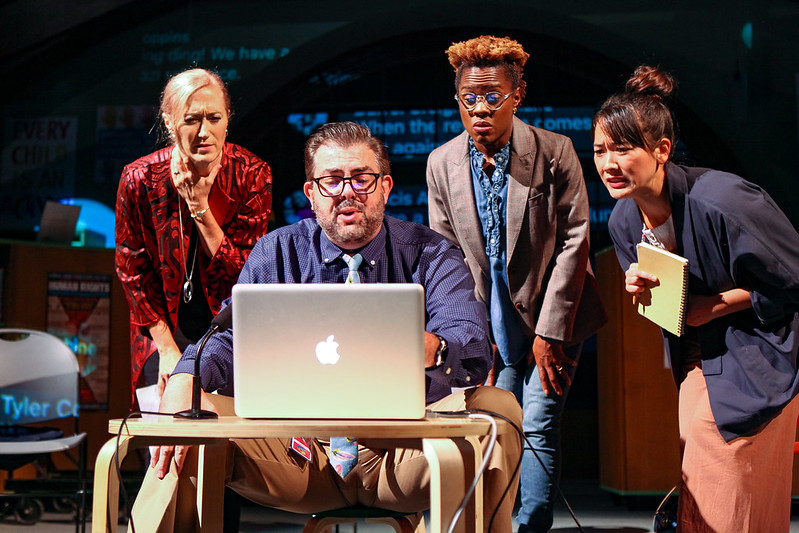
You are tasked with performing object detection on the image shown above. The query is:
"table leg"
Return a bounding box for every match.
[196,441,227,531]
[466,435,483,531]
[423,437,483,533]
[92,436,132,533]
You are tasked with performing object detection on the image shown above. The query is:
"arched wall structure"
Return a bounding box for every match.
[1,0,796,480]
[1,0,797,236]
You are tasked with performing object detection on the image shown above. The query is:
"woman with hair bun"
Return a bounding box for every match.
[594,65,799,531]
[115,68,273,404]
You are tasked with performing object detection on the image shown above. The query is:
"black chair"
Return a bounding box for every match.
[303,506,422,532]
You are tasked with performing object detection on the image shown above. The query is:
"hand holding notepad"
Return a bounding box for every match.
[633,242,689,336]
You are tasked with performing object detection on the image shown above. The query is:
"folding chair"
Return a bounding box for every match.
[0,329,88,532]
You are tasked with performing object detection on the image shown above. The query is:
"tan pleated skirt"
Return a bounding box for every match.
[677,365,799,532]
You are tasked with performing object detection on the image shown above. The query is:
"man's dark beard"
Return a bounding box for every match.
[316,197,384,247]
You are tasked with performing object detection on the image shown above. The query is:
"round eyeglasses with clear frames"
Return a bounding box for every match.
[312,173,380,197]
[455,90,515,111]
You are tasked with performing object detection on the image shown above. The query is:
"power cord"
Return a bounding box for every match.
[444,412,498,533]
[517,426,585,533]
[653,485,679,532]
[480,406,585,533]
[436,407,585,533]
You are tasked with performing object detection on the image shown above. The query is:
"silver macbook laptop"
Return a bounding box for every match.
[232,283,426,419]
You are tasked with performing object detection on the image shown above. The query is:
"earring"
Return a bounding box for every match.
[513,107,518,114]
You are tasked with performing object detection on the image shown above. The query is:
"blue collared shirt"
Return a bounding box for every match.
[469,138,529,366]
[175,215,492,404]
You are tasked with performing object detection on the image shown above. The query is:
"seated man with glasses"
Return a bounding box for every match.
[131,121,523,532]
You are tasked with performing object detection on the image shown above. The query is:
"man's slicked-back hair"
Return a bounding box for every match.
[304,121,391,181]
[446,35,529,101]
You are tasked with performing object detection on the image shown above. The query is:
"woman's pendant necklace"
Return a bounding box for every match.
[183,278,193,303]
[177,204,197,303]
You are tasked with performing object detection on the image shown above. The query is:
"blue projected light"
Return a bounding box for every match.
[287,106,597,161]
[60,198,115,248]
[284,105,607,231]
[741,22,753,49]
[286,113,330,136]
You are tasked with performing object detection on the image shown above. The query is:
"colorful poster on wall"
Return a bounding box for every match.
[46,272,111,411]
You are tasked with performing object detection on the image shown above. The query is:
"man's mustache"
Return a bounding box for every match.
[334,200,365,216]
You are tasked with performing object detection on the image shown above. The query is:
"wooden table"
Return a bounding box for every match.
[92,415,500,532]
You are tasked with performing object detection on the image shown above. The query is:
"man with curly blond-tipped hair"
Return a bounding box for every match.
[427,35,606,532]
[446,35,529,103]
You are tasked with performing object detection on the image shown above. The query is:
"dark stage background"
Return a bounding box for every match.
[2,0,798,479]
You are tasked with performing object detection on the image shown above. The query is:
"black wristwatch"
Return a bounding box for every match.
[434,335,448,368]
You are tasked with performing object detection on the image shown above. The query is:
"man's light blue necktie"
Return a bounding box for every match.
[342,253,362,284]
[328,253,362,478]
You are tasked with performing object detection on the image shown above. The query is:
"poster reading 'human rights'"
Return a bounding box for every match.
[46,272,111,411]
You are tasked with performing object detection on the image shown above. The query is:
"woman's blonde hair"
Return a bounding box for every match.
[159,68,230,143]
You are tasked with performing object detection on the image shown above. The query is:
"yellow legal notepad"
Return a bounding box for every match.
[635,242,689,336]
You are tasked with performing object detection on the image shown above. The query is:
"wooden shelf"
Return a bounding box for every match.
[596,247,682,495]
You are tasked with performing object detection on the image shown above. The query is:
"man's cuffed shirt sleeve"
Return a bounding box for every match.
[421,239,492,398]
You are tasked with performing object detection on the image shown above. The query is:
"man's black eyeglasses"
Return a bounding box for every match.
[313,173,380,197]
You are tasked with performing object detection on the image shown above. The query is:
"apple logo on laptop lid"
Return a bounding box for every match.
[315,335,341,365]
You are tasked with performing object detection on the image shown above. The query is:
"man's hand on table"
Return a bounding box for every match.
[150,373,219,479]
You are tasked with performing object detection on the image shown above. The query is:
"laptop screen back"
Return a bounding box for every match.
[232,283,426,419]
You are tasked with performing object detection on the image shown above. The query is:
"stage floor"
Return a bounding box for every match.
[3,478,799,532]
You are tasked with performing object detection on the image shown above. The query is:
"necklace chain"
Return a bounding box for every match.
[177,203,198,303]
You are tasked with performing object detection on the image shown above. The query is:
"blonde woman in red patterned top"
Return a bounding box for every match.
[115,68,272,404]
